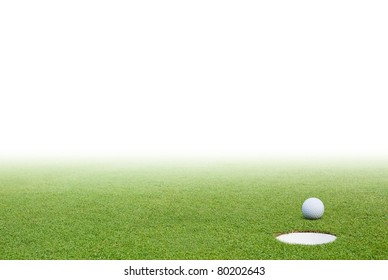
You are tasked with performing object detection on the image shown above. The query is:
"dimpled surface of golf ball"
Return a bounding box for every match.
[302,197,324,219]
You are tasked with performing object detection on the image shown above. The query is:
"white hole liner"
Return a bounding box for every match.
[276,232,336,245]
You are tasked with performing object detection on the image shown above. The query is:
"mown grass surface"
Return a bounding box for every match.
[0,161,387,259]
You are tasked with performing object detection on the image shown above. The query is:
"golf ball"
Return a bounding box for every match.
[302,197,324,219]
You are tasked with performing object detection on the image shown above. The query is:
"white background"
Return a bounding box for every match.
[0,260,387,280]
[1,0,388,160]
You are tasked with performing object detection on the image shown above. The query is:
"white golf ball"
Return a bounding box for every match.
[302,197,324,219]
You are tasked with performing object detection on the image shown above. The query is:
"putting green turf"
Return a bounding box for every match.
[0,161,387,260]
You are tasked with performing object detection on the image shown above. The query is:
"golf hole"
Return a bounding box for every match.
[276,232,336,245]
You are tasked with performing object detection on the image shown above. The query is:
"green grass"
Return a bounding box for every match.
[0,161,387,259]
